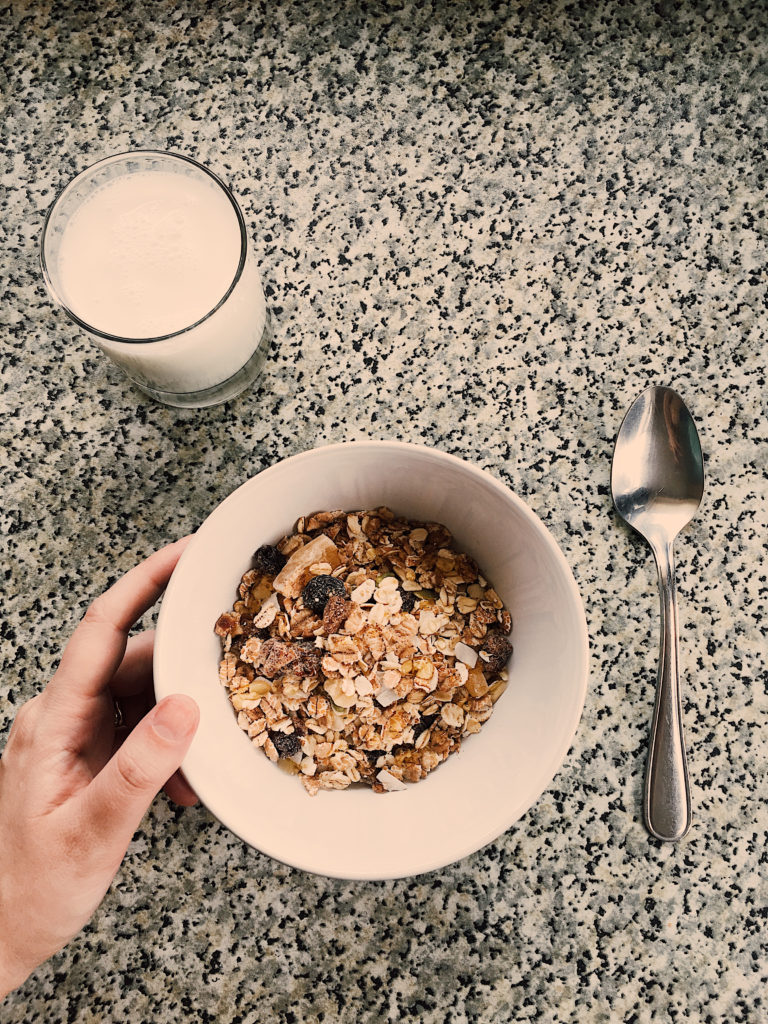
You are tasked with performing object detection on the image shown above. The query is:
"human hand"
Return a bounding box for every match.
[0,539,200,998]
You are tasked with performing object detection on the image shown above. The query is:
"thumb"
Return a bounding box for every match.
[83,695,200,854]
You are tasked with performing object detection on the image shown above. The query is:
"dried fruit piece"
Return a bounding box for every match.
[488,679,508,704]
[214,611,241,637]
[478,632,514,674]
[302,574,346,614]
[411,713,438,742]
[239,617,269,641]
[252,544,287,576]
[259,639,301,678]
[270,731,302,758]
[292,643,323,679]
[465,664,489,698]
[273,534,341,598]
[322,591,349,633]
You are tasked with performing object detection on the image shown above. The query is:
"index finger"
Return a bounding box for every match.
[45,537,192,709]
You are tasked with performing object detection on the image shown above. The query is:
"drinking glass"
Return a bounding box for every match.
[41,150,272,409]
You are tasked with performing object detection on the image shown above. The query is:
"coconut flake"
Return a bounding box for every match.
[454,641,478,668]
[377,769,407,792]
[375,687,400,708]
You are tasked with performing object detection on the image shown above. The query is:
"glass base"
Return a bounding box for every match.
[129,309,273,409]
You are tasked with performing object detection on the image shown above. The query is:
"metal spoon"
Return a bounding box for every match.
[611,385,704,841]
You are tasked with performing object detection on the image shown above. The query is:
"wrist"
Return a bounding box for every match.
[0,875,39,998]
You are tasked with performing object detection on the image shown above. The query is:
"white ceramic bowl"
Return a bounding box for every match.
[155,441,589,879]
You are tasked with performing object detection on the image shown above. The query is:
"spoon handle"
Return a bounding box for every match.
[645,538,692,841]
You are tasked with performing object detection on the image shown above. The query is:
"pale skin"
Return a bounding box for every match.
[0,539,200,999]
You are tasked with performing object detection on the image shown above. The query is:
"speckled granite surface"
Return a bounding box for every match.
[2,0,767,1020]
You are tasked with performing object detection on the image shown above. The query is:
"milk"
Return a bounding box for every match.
[45,154,269,404]
[58,171,242,339]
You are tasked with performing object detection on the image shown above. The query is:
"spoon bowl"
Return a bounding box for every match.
[611,386,704,841]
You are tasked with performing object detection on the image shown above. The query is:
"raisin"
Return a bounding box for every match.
[365,749,385,763]
[301,575,346,614]
[399,588,416,613]
[269,731,302,759]
[479,632,514,674]
[252,544,287,576]
[412,713,438,742]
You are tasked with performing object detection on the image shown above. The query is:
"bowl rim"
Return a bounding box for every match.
[155,440,590,878]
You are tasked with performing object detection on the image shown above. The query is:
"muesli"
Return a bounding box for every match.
[214,508,513,795]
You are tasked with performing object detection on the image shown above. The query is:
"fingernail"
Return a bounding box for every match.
[152,696,199,742]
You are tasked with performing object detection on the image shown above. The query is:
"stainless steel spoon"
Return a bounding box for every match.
[611,385,704,841]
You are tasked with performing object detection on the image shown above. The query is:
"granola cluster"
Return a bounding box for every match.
[215,508,513,795]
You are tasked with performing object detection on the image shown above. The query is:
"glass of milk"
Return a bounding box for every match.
[40,151,272,408]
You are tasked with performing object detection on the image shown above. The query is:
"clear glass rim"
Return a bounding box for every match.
[39,149,248,346]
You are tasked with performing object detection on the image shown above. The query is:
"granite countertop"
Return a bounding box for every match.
[2,0,767,1020]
